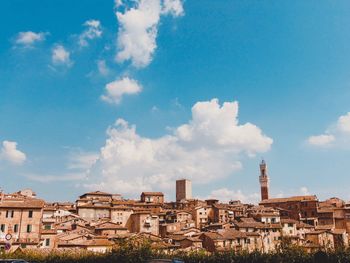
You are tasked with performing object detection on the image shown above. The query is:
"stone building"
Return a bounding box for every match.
[128,212,159,236]
[192,206,211,229]
[140,192,164,204]
[260,195,319,226]
[76,191,113,221]
[176,179,192,202]
[111,206,133,226]
[200,228,261,252]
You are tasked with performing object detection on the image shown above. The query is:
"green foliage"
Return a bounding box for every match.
[3,243,350,263]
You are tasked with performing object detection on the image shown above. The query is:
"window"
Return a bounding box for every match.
[6,210,14,218]
[28,210,33,218]
[288,223,293,227]
[27,224,32,233]
[14,224,19,233]
[0,224,5,232]
[44,225,51,230]
[45,239,50,246]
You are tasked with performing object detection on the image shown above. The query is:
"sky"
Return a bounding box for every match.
[1,0,350,203]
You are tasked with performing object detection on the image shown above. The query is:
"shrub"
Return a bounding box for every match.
[2,244,350,263]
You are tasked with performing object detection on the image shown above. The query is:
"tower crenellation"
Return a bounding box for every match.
[259,159,270,201]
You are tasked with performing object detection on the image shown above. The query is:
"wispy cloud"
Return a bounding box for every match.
[307,112,350,147]
[67,151,98,170]
[97,60,110,76]
[23,173,85,183]
[308,134,335,147]
[206,188,260,204]
[79,20,103,47]
[15,31,47,47]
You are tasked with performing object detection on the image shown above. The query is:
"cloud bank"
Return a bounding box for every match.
[84,99,273,197]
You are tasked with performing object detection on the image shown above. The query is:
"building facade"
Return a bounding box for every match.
[176,179,192,202]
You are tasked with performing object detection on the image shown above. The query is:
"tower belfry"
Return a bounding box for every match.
[259,159,270,201]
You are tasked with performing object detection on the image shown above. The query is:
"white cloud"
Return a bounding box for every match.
[162,0,184,16]
[52,45,72,66]
[115,0,184,67]
[337,112,350,133]
[299,186,310,196]
[97,60,110,76]
[15,31,46,46]
[114,0,123,8]
[1,141,27,165]
[207,188,260,204]
[307,112,350,147]
[79,20,103,47]
[175,99,273,154]
[67,151,98,170]
[101,77,142,104]
[84,99,273,198]
[271,187,312,199]
[307,134,335,146]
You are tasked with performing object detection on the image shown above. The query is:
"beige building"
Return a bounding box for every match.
[77,205,111,221]
[281,218,298,237]
[176,179,192,202]
[0,194,44,247]
[76,191,114,221]
[192,206,211,229]
[200,229,262,252]
[111,206,133,226]
[94,221,128,236]
[176,211,192,223]
[128,212,159,236]
[140,192,164,204]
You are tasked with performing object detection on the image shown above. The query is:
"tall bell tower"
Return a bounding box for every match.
[259,159,270,201]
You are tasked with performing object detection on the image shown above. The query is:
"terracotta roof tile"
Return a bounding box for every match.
[260,195,318,204]
[141,192,164,196]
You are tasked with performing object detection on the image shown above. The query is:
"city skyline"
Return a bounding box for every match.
[2,0,350,202]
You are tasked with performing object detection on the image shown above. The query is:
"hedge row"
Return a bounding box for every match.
[1,244,350,263]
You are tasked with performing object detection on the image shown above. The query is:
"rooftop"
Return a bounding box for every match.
[260,195,318,204]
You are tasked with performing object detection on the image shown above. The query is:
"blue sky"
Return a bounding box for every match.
[1,0,350,202]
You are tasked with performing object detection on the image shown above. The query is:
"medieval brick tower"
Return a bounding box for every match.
[259,160,270,201]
